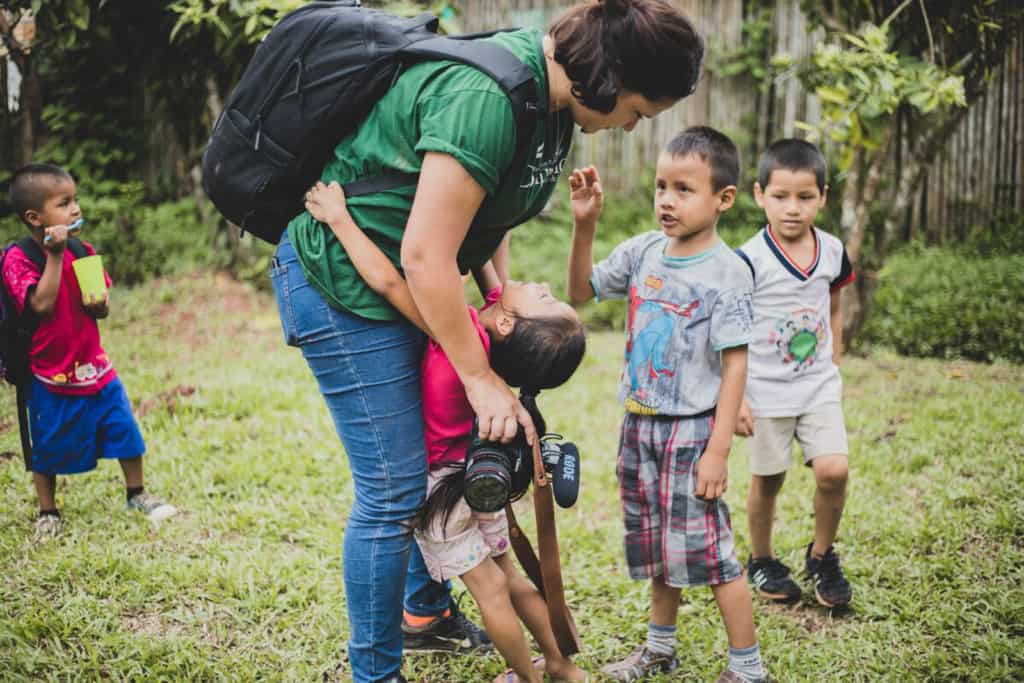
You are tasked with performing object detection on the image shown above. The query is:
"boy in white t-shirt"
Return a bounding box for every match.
[735,139,855,609]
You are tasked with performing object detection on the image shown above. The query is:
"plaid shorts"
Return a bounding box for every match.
[616,412,742,588]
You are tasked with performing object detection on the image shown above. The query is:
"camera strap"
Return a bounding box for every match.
[504,439,582,657]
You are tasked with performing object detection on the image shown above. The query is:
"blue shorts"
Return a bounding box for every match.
[28,377,146,475]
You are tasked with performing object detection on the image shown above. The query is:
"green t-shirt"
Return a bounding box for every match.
[287,29,573,321]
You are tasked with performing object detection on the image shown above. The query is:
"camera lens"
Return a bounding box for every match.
[464,446,512,512]
[464,470,509,512]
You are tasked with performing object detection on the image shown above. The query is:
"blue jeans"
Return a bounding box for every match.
[405,544,452,617]
[272,233,437,682]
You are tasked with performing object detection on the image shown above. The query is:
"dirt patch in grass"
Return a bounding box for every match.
[122,606,225,646]
[121,611,187,639]
[136,384,196,417]
[153,271,263,351]
[761,601,853,634]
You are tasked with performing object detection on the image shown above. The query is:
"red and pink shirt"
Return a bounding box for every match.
[421,287,501,468]
[1,241,116,396]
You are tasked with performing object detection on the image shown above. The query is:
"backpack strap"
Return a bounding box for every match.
[10,236,90,333]
[16,236,88,268]
[343,34,539,198]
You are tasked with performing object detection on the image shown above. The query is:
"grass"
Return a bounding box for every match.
[1,272,1022,682]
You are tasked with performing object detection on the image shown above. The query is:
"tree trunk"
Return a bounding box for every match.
[14,52,40,165]
[843,109,971,344]
[839,130,890,346]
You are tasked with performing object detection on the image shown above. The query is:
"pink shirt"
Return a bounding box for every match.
[421,287,501,468]
[1,241,116,395]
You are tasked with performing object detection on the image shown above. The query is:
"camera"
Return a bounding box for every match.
[463,420,581,513]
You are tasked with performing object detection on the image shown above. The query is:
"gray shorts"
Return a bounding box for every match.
[748,403,849,476]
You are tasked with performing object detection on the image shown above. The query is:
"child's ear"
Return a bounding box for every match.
[24,209,42,228]
[717,185,737,212]
[819,184,829,208]
[753,182,766,208]
[495,311,516,339]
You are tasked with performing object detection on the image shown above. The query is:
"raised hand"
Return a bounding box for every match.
[569,165,604,228]
[42,224,70,252]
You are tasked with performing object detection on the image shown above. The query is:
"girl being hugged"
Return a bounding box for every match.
[306,182,588,683]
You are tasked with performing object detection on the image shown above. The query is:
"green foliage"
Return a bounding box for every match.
[1,194,226,285]
[863,245,1024,362]
[708,7,777,87]
[958,209,1024,257]
[797,17,966,168]
[169,0,458,46]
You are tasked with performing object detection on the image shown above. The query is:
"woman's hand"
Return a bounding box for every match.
[569,166,603,228]
[463,370,537,446]
[305,181,350,227]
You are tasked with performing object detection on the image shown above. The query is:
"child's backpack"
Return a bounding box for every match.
[202,0,541,244]
[1,237,87,469]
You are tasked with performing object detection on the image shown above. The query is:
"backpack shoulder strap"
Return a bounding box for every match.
[66,237,88,259]
[15,238,46,270]
[343,33,539,198]
[14,236,87,266]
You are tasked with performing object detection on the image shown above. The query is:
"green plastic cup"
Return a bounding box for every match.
[72,254,107,301]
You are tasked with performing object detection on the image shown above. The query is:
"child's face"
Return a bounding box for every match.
[653,152,734,242]
[25,177,81,231]
[754,169,826,242]
[500,281,578,322]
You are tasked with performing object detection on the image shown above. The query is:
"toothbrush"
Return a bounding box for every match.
[44,218,84,244]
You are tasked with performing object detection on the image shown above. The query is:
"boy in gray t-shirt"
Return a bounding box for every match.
[567,127,768,683]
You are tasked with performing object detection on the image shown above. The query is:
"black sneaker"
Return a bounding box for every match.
[401,596,493,655]
[747,556,802,603]
[805,543,852,608]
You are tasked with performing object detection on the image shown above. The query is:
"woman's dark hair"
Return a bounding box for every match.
[550,0,704,113]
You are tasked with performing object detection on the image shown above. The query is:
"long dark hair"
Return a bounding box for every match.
[416,316,585,535]
[550,0,704,114]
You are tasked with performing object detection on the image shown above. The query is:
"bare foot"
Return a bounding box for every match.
[545,656,587,682]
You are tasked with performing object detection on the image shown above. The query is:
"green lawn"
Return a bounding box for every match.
[1,273,1022,682]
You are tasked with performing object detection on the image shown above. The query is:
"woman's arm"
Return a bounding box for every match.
[401,152,536,445]
[305,181,432,337]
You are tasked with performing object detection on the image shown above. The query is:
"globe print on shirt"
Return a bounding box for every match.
[770,306,827,372]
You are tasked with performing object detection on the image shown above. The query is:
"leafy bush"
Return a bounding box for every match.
[958,209,1024,257]
[862,246,1024,362]
[1,192,230,286]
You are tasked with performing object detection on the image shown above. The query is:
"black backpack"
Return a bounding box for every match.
[1,237,87,470]
[202,0,540,244]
